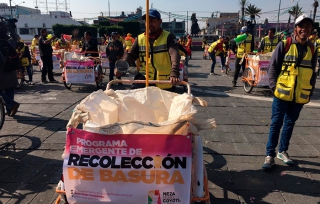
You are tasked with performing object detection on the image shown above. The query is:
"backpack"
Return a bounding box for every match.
[0,41,21,72]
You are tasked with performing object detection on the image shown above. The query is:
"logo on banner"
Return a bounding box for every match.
[148,190,161,204]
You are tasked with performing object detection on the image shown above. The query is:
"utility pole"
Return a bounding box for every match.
[108,0,110,17]
[169,12,171,33]
[187,11,188,35]
[276,0,281,33]
[9,0,13,18]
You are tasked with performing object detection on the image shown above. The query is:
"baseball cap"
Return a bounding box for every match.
[219,35,225,39]
[295,14,313,26]
[241,26,247,32]
[111,32,117,36]
[142,9,161,20]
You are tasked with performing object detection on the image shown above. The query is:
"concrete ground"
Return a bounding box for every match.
[0,51,320,204]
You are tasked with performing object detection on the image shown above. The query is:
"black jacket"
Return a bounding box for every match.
[106,39,124,63]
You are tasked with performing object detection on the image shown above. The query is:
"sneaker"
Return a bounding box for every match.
[28,81,35,85]
[42,80,48,84]
[210,72,214,75]
[232,81,237,87]
[49,79,58,83]
[262,156,275,169]
[10,103,20,117]
[277,151,294,165]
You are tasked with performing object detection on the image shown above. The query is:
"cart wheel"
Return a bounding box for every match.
[243,68,254,93]
[64,82,72,90]
[96,66,104,90]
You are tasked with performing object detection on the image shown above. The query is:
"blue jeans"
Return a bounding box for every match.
[109,61,121,82]
[209,52,225,73]
[266,97,304,157]
[0,88,16,114]
[21,64,33,82]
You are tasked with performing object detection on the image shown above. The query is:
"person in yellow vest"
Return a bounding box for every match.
[55,34,71,51]
[309,29,318,44]
[30,34,39,65]
[208,36,226,75]
[124,33,135,52]
[122,9,180,91]
[16,42,34,85]
[258,28,279,53]
[262,14,317,169]
[232,26,254,87]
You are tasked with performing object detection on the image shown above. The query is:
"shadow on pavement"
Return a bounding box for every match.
[0,135,62,204]
[204,147,320,203]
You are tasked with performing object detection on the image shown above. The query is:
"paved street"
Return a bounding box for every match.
[1,51,320,204]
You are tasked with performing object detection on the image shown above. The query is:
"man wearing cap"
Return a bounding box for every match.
[232,26,254,87]
[208,36,226,74]
[262,14,317,169]
[124,33,135,52]
[123,9,180,90]
[258,28,279,53]
[106,32,124,83]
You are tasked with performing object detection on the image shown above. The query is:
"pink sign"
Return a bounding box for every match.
[63,128,192,204]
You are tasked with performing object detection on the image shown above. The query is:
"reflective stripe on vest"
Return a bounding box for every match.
[264,37,279,52]
[138,30,172,89]
[236,34,252,58]
[274,41,314,104]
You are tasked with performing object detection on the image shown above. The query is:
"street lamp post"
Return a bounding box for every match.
[276,0,281,33]
[9,0,13,18]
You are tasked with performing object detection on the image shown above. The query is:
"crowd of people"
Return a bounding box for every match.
[1,11,319,171]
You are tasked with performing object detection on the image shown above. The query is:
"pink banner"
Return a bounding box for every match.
[64,60,95,83]
[63,128,192,204]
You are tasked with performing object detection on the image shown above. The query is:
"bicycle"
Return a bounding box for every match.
[0,96,5,130]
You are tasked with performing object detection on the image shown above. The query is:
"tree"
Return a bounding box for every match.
[313,0,319,22]
[136,6,142,14]
[287,7,294,28]
[245,4,262,20]
[238,0,248,26]
[291,4,303,22]
[191,13,197,22]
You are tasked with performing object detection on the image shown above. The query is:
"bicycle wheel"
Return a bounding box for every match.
[243,68,254,93]
[63,81,72,90]
[96,66,104,90]
[0,101,5,130]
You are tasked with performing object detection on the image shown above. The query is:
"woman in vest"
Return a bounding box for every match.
[16,42,34,85]
[262,14,317,169]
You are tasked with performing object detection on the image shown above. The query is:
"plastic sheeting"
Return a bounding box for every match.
[67,87,215,135]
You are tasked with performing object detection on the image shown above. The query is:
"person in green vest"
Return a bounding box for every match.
[123,9,180,91]
[258,28,279,53]
[262,14,317,169]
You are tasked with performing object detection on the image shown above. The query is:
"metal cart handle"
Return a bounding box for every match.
[107,79,191,94]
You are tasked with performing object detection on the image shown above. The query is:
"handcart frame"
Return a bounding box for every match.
[241,53,270,93]
[61,51,104,90]
[55,80,210,204]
